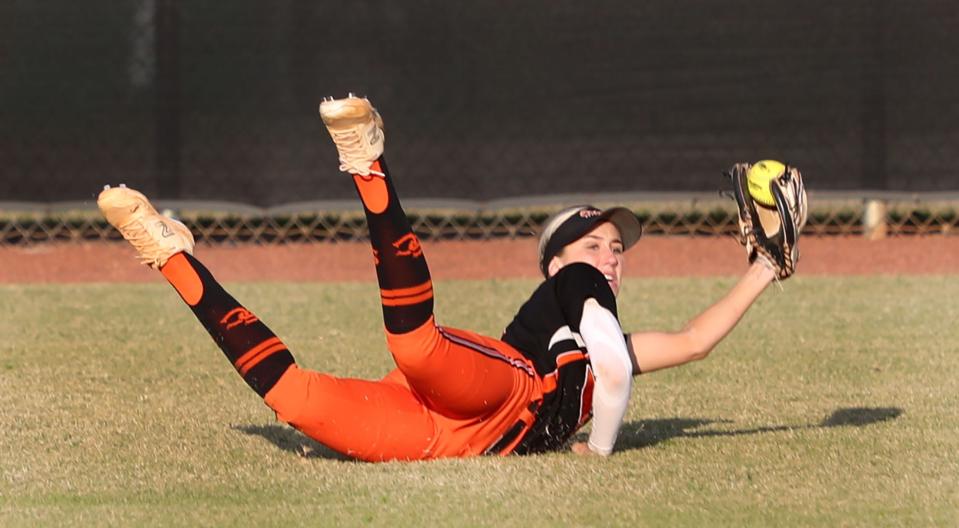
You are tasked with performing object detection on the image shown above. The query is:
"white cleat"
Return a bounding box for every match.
[318,95,385,177]
[97,185,195,269]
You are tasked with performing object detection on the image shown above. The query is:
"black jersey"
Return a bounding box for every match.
[500,262,620,454]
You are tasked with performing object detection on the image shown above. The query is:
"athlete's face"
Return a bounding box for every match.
[548,221,625,296]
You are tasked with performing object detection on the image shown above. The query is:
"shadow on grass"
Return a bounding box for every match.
[235,407,902,459]
[616,406,903,450]
[232,424,352,461]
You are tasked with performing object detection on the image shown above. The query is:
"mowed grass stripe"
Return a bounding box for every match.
[1,276,956,527]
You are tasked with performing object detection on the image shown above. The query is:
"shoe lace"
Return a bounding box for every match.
[328,128,385,177]
[117,217,164,266]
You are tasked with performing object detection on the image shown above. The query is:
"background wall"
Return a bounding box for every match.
[2,0,957,206]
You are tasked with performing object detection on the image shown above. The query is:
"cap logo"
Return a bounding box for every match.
[579,209,602,219]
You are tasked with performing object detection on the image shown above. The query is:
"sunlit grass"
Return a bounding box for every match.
[1,276,956,526]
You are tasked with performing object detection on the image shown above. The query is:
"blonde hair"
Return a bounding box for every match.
[537,205,591,271]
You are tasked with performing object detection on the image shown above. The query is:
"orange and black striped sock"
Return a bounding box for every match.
[160,252,294,397]
[354,157,433,334]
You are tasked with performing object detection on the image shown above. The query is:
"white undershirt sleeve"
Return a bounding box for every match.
[579,298,633,456]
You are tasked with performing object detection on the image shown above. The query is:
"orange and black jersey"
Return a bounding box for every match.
[500,262,620,454]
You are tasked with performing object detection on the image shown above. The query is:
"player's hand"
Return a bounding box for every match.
[571,441,591,455]
[571,441,607,456]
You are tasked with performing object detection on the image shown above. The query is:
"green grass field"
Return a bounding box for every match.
[1,276,957,527]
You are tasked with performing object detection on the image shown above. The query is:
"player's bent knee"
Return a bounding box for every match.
[263,364,316,427]
[385,317,442,369]
[261,364,361,447]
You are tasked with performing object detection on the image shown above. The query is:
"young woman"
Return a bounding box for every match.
[97,95,781,461]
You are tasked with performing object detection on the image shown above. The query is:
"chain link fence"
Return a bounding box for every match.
[2,192,956,247]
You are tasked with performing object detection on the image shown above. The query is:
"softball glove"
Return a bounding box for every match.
[726,162,808,280]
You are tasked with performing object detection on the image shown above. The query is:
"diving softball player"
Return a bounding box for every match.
[98,95,788,461]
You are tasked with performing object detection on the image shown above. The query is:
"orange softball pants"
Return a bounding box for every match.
[263,317,542,461]
[159,154,542,462]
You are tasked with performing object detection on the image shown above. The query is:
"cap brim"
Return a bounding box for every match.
[538,204,643,277]
[598,207,642,250]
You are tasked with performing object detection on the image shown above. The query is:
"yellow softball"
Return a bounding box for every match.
[746,160,785,208]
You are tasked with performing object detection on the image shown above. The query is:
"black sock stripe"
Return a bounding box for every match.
[243,351,295,397]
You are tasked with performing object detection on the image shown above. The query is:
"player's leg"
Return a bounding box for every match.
[386,322,540,420]
[319,96,432,335]
[98,186,294,397]
[159,252,296,396]
[265,366,443,461]
[98,186,443,461]
[319,96,537,419]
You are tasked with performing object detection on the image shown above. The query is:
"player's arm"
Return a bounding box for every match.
[554,263,632,456]
[578,298,632,456]
[626,261,775,374]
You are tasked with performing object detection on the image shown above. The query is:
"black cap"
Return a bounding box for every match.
[537,205,642,277]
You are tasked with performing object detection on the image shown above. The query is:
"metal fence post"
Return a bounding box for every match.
[864,199,887,240]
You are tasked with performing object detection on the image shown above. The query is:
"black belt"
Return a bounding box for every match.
[484,401,540,456]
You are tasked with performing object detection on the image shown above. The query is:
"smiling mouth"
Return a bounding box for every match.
[604,275,619,294]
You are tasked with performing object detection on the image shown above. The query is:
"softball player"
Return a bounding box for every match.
[98,95,779,461]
